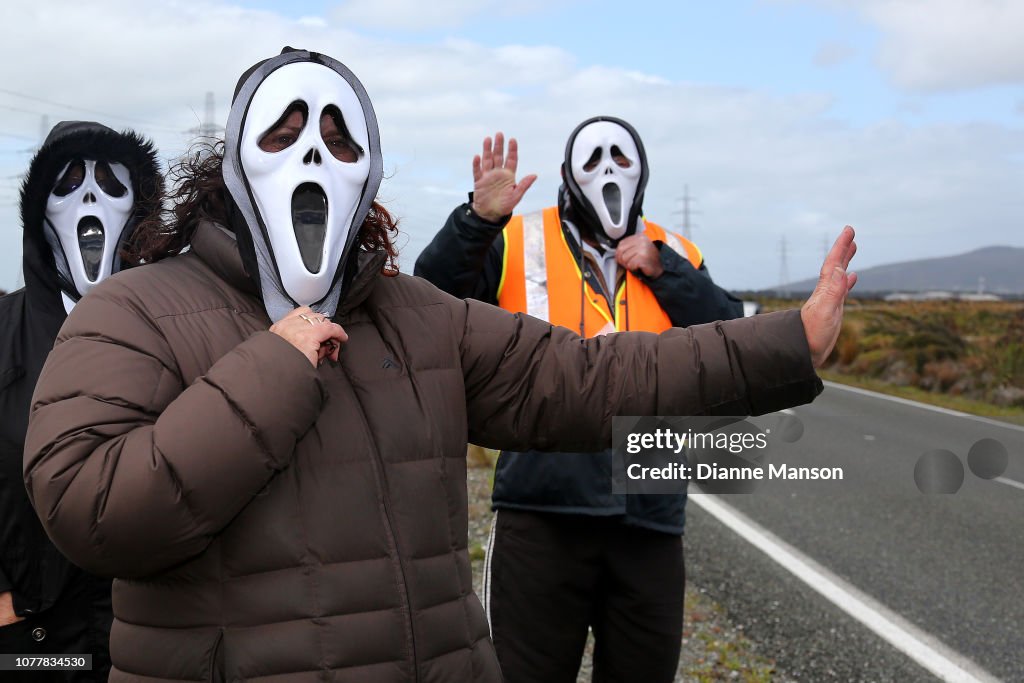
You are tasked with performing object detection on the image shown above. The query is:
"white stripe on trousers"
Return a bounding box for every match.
[482,511,499,636]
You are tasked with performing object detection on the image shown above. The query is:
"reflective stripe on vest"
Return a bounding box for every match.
[662,229,703,269]
[522,210,549,321]
[497,209,703,336]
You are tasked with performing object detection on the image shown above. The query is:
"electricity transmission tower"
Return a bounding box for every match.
[672,184,699,241]
[186,92,224,142]
[777,235,790,298]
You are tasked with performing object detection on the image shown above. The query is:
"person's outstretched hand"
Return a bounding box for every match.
[801,226,858,368]
[270,306,349,367]
[471,132,537,223]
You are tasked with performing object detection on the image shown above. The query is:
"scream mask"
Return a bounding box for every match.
[224,49,383,322]
[562,117,649,248]
[43,158,134,310]
[19,121,163,316]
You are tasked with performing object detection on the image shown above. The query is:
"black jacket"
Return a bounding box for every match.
[415,201,743,533]
[0,122,161,675]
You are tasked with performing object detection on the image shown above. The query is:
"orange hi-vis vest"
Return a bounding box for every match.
[497,207,703,336]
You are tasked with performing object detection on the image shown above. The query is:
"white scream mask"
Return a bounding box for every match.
[569,121,643,242]
[239,61,371,308]
[44,158,134,309]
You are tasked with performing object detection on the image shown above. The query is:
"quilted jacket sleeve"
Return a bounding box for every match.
[454,297,822,452]
[413,202,506,305]
[23,284,326,579]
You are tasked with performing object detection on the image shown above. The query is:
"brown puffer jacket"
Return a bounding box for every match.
[24,221,821,682]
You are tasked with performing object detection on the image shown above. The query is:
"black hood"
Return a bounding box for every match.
[559,116,649,248]
[18,121,163,315]
[222,46,384,323]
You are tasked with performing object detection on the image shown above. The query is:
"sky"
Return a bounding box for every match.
[1,0,1023,293]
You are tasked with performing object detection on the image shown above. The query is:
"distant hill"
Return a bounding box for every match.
[777,246,1024,295]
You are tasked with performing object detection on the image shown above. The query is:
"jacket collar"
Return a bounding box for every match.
[189,220,386,318]
[190,221,258,295]
[336,250,387,318]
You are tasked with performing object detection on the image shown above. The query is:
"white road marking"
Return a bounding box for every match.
[823,381,1024,435]
[690,493,1003,683]
[994,476,1024,492]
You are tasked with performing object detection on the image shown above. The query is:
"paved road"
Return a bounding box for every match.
[684,382,1024,682]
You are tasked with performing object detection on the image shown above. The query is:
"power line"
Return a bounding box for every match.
[0,131,37,143]
[0,103,54,118]
[0,87,181,133]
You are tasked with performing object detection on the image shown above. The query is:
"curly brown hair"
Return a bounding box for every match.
[131,140,400,275]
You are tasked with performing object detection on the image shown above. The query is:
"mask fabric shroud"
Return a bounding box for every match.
[563,117,649,248]
[43,159,134,309]
[223,50,384,322]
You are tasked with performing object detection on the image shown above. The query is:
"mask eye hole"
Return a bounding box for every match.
[610,145,631,168]
[52,159,85,197]
[320,105,364,163]
[582,147,602,172]
[258,101,308,153]
[94,161,128,197]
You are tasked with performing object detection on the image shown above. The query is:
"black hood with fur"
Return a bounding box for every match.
[18,120,163,313]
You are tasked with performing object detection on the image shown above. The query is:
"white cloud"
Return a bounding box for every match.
[332,0,484,30]
[0,0,1022,296]
[872,0,1024,90]
[814,41,855,68]
[330,0,569,31]
[795,0,1024,90]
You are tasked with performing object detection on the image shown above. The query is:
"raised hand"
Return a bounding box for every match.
[270,306,349,367]
[801,226,858,367]
[471,132,537,223]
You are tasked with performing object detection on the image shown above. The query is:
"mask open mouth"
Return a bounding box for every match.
[602,183,622,226]
[77,216,105,282]
[292,183,328,273]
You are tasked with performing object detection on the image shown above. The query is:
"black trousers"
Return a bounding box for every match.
[486,510,685,683]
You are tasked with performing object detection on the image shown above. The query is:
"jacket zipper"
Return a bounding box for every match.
[370,456,419,682]
[345,384,420,682]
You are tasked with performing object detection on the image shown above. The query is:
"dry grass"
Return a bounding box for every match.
[759,298,1024,416]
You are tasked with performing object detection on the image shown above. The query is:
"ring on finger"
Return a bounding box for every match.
[299,313,316,326]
